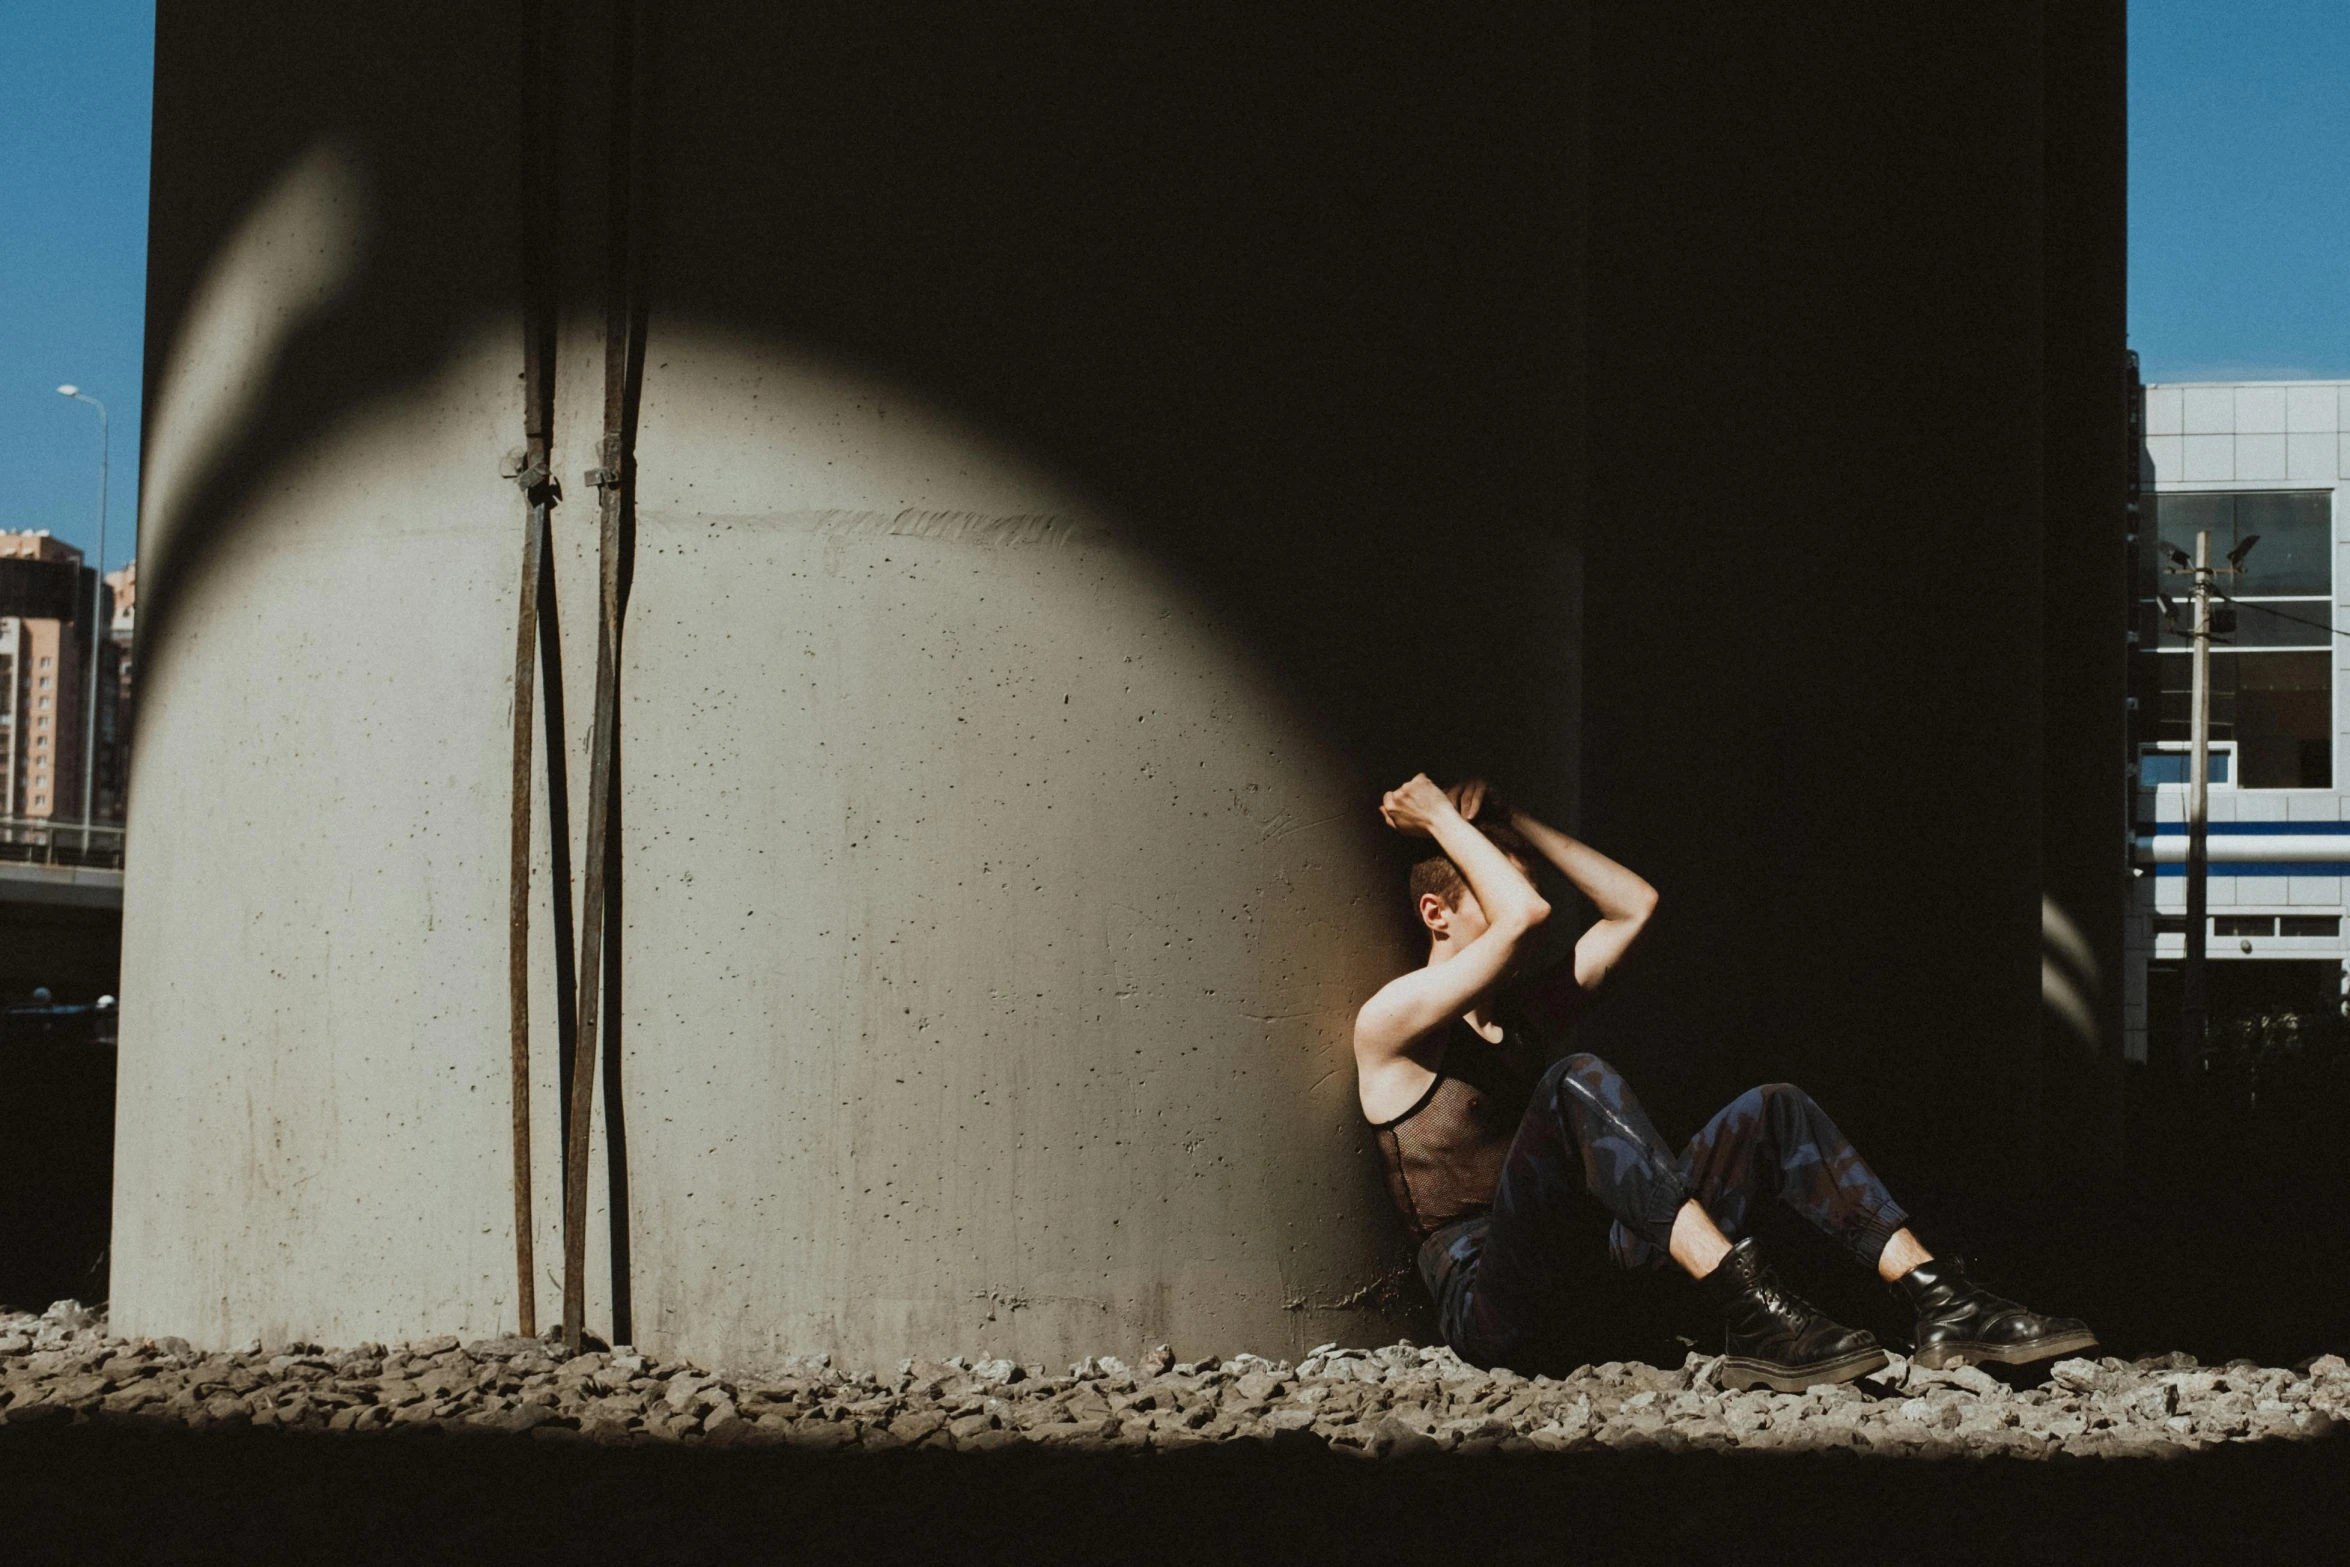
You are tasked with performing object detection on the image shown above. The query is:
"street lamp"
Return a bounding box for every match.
[57,385,109,850]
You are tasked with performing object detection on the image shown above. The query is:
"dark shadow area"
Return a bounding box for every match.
[3,1420,2345,1566]
[647,0,1585,799]
[1,911,120,1311]
[2115,997,2350,1363]
[0,906,119,1003]
[1575,0,2115,1185]
[142,0,1584,803]
[0,1035,114,1311]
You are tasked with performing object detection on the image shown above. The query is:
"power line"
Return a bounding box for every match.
[2146,594,2347,643]
[2217,595,2346,641]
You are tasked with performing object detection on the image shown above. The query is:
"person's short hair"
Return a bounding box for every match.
[1408,821,1534,912]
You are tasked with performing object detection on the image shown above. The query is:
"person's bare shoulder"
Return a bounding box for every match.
[1353,964,1448,1061]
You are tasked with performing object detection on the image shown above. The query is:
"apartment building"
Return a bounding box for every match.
[0,532,129,829]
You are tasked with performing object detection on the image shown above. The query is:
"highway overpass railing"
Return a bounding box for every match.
[0,817,125,871]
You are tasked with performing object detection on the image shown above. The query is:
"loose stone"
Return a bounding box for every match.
[3,1305,2340,1458]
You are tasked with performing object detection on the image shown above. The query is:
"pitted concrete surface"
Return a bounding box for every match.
[4,1304,2340,1459]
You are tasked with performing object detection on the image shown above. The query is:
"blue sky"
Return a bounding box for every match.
[0,1,2343,569]
[2130,0,2350,381]
[0,1,151,572]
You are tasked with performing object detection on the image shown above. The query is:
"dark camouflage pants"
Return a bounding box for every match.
[1423,1052,1909,1370]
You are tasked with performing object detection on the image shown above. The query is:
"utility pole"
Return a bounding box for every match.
[2162,526,2253,1071]
[2181,529,2211,1068]
[57,386,109,856]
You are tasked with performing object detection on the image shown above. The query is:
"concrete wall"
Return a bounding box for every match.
[115,1,1585,1363]
[621,407,1400,1365]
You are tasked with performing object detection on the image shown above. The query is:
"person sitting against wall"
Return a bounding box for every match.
[1353,773,2094,1391]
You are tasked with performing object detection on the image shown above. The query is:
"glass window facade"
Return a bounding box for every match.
[2151,491,2331,595]
[2141,490,2335,789]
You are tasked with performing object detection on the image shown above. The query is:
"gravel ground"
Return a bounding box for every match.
[2,1300,2341,1460]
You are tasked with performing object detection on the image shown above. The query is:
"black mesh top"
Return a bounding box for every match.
[1367,971,1587,1243]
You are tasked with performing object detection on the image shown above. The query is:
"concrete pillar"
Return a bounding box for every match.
[1578,3,2130,1214]
[114,1,1586,1363]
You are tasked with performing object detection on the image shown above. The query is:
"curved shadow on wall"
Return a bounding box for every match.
[140,0,1587,814]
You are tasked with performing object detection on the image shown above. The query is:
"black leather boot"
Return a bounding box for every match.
[1701,1236,1889,1393]
[1895,1255,2097,1369]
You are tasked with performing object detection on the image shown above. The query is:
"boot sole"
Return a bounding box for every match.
[1911,1329,2099,1370]
[1718,1345,1890,1394]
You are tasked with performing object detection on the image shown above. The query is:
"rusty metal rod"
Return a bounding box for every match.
[563,487,620,1352]
[564,0,644,1355]
[562,506,618,1352]
[507,0,562,1344]
[507,495,545,1341]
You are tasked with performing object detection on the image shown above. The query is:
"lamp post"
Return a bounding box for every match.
[57,385,108,851]
[2182,529,2211,1066]
[2160,528,2254,1071]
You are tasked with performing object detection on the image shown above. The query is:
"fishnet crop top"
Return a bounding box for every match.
[1368,988,1571,1243]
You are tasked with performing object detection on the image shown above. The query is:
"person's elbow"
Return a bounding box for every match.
[1499,894,1553,933]
[1610,884,1659,943]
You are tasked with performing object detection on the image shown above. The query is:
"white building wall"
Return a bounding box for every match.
[2129,380,2350,1060]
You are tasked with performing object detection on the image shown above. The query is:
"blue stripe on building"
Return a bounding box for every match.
[2152,863,2350,876]
[2144,822,2350,836]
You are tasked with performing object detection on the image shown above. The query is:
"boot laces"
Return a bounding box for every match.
[1756,1283,1812,1331]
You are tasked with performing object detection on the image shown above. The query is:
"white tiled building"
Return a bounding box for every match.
[2129,380,2350,1061]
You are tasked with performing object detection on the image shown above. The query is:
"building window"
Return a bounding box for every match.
[2213,916,2276,937]
[2141,490,2335,788]
[38,656,51,669]
[37,676,50,690]
[2139,746,2233,786]
[2281,916,2342,937]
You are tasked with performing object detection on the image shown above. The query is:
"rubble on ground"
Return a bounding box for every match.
[2,1302,2341,1458]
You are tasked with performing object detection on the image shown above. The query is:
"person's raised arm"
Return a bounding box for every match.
[1499,802,1657,992]
[1353,775,1551,1066]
